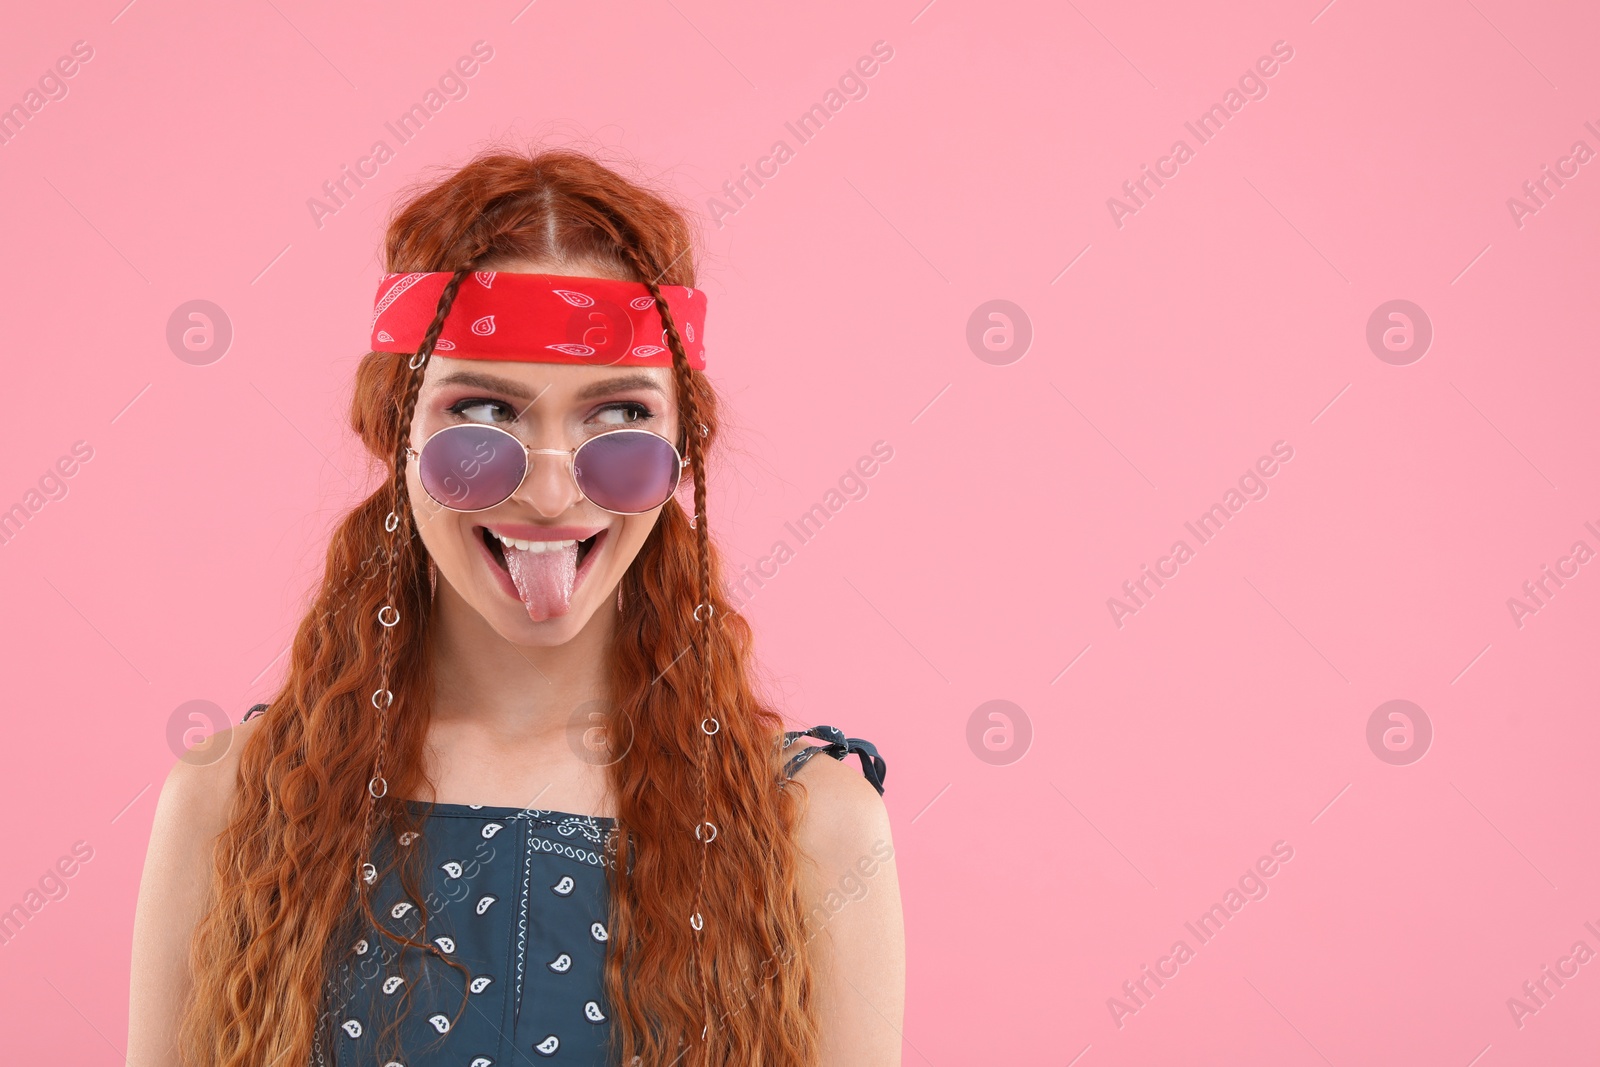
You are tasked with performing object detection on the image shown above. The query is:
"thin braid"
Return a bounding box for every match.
[619,242,718,1057]
[389,268,473,480]
[357,266,473,901]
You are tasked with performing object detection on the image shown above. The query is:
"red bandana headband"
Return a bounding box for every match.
[369,270,708,370]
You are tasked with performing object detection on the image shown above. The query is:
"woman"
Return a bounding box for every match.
[129,148,905,1066]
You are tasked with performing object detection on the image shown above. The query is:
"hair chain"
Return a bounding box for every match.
[356,267,473,897]
[622,244,718,1057]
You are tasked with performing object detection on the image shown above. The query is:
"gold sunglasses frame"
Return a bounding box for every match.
[404,423,689,516]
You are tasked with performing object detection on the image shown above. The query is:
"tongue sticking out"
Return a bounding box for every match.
[504,541,580,622]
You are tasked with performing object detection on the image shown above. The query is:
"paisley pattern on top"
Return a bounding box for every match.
[234,706,886,1066]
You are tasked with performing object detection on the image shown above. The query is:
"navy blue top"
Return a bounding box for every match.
[237,705,885,1066]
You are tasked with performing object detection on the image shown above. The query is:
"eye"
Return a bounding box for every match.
[592,401,656,427]
[447,397,517,424]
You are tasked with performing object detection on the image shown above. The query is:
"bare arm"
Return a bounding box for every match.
[787,741,906,1066]
[128,719,255,1067]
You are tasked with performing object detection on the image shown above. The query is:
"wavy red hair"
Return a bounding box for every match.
[177,145,821,1066]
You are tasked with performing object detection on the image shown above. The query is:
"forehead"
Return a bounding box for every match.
[420,355,674,402]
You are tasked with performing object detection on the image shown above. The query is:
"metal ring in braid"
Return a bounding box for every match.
[356,267,473,895]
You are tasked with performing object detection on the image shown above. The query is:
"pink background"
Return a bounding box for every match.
[2,0,1598,1063]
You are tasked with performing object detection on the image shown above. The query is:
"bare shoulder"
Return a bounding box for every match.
[128,713,262,1066]
[781,735,905,1065]
[781,737,894,864]
[156,713,261,836]
[141,709,263,910]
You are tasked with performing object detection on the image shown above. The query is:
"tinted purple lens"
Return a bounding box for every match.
[574,430,680,514]
[416,424,527,511]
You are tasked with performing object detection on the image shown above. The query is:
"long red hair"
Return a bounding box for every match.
[178,146,821,1066]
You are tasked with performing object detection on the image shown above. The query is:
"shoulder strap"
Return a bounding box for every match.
[781,724,887,796]
[242,703,269,724]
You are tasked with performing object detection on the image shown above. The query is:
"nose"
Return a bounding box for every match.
[515,447,585,517]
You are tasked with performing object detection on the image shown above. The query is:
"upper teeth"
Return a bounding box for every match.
[493,532,584,553]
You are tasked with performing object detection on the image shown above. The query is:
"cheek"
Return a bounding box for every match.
[405,469,434,534]
[610,513,664,570]
[405,468,459,556]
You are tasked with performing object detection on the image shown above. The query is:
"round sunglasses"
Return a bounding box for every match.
[405,423,688,515]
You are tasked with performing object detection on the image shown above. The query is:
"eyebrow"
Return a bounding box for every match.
[432,370,667,403]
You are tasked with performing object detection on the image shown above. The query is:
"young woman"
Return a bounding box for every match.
[129,148,905,1066]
